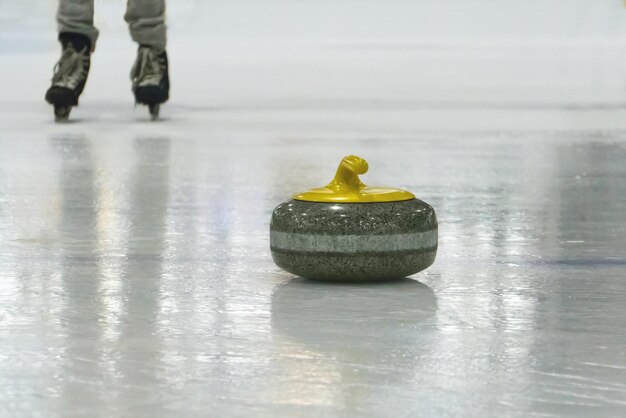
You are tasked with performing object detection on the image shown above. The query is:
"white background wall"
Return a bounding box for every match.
[2,0,626,120]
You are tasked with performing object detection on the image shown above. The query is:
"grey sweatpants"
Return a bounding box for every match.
[57,0,166,52]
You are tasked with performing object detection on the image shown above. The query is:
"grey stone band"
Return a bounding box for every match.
[269,198,438,280]
[271,230,437,253]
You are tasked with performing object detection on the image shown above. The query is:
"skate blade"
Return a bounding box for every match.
[54,106,72,122]
[149,104,160,121]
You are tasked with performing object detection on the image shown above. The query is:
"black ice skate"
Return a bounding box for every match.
[131,46,169,120]
[45,33,91,121]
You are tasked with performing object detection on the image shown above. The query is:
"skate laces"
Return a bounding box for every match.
[52,45,88,89]
[131,47,164,87]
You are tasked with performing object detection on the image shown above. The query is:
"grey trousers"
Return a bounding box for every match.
[57,0,166,52]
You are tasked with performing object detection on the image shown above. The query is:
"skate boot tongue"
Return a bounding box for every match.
[59,33,91,54]
[293,155,416,203]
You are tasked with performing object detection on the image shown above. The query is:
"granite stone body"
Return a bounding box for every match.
[270,198,438,281]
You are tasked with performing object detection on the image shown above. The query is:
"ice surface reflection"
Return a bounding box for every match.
[0,132,625,415]
[270,278,436,411]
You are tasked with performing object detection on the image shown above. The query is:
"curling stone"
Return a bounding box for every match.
[270,155,438,281]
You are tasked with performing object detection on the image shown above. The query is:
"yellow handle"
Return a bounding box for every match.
[293,155,415,203]
[326,155,369,194]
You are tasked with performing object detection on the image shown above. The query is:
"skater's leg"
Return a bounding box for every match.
[57,0,98,52]
[46,0,94,120]
[124,0,167,52]
[126,0,169,118]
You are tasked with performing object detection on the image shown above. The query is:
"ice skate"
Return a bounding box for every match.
[45,34,91,122]
[130,46,169,120]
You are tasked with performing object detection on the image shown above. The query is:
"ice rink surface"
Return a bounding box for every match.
[1,1,626,416]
